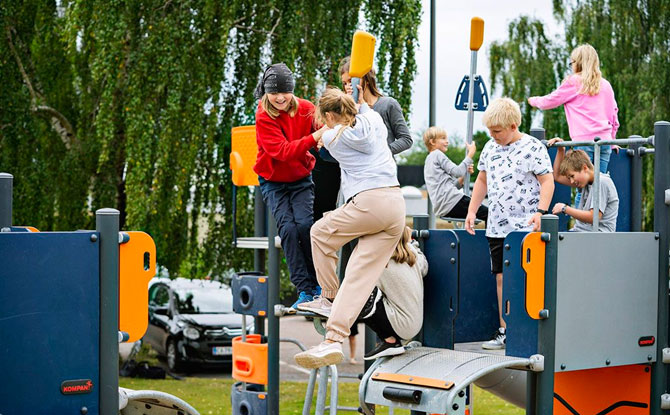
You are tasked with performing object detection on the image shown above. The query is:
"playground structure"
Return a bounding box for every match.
[0,173,200,415]
[229,117,670,414]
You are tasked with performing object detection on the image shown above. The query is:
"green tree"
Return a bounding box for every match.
[0,1,422,280]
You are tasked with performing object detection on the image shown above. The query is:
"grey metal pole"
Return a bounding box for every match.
[429,0,435,127]
[267,211,280,415]
[96,208,120,415]
[535,215,558,414]
[629,139,643,232]
[0,173,12,229]
[254,187,266,337]
[592,141,601,230]
[463,51,478,197]
[530,127,545,142]
[651,121,670,415]
[427,0,436,230]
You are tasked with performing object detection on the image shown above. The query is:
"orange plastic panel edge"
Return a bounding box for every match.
[371,372,453,390]
[232,334,268,385]
[16,226,39,232]
[349,31,376,77]
[522,232,546,320]
[554,365,650,414]
[119,231,156,342]
[470,17,485,51]
[230,125,260,187]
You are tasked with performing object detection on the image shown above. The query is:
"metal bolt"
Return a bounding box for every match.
[645,366,650,372]
[648,355,653,361]
[409,377,414,381]
[80,407,88,415]
[559,234,564,241]
[504,244,510,250]
[606,359,611,365]
[539,309,550,319]
[655,233,660,240]
[90,234,98,242]
[560,364,566,370]
[1,227,10,232]
[450,242,456,249]
[504,259,510,266]
[452,404,459,411]
[450,258,456,264]
[458,390,465,398]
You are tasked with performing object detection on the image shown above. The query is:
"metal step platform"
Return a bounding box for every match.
[359,346,542,415]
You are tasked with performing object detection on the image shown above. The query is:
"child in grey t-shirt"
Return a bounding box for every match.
[548,139,619,231]
[423,127,488,221]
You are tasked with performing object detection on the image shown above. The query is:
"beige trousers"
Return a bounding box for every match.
[310,186,406,342]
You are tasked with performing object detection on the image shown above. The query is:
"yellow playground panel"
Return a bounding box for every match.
[230,125,259,187]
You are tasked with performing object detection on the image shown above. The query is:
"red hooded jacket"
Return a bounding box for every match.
[253,98,317,182]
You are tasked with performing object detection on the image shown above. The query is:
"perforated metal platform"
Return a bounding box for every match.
[360,346,538,415]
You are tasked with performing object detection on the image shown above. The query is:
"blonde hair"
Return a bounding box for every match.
[260,94,299,120]
[316,88,358,142]
[338,56,383,98]
[423,126,446,150]
[559,149,593,176]
[391,226,417,267]
[570,44,602,95]
[482,97,522,129]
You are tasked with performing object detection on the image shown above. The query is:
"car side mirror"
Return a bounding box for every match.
[154,306,169,316]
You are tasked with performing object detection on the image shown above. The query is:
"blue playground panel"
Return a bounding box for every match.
[0,232,100,414]
[547,147,572,232]
[422,230,498,348]
[607,149,632,231]
[502,231,538,358]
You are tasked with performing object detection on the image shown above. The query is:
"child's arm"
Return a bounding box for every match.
[386,98,413,155]
[528,173,555,231]
[557,205,602,224]
[256,116,318,161]
[528,79,578,110]
[465,171,487,235]
[546,138,572,186]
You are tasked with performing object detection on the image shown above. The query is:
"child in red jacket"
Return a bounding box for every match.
[253,63,327,311]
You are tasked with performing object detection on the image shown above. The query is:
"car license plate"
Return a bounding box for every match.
[212,346,232,356]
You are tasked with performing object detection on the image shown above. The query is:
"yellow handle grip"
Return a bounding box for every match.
[349,30,376,77]
[470,17,484,51]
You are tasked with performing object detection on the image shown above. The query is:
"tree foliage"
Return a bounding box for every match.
[0,1,422,278]
[490,1,670,229]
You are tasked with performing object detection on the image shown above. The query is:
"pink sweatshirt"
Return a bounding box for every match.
[528,74,620,142]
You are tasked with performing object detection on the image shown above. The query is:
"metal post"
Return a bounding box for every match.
[651,121,670,415]
[535,215,558,414]
[96,208,120,415]
[629,139,643,232]
[254,187,266,337]
[0,173,12,229]
[463,50,478,197]
[413,215,429,347]
[429,0,435,128]
[267,210,280,415]
[592,141,601,230]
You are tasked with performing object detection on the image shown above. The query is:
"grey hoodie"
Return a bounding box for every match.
[321,103,399,201]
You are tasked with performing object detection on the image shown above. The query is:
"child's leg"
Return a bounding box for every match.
[361,294,399,343]
[260,179,314,294]
[487,237,506,329]
[324,188,406,343]
[444,195,470,219]
[496,272,505,328]
[287,177,318,285]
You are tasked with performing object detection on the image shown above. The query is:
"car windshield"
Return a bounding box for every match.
[174,287,233,314]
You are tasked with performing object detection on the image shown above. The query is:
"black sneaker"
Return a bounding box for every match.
[364,340,405,360]
[357,287,382,321]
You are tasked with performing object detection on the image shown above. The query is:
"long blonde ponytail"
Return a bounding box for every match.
[570,44,602,96]
[316,88,358,143]
[391,226,417,267]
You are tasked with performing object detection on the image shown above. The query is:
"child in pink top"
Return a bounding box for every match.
[528,44,619,173]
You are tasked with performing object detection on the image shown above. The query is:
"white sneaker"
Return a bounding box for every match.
[297,295,332,317]
[294,341,344,369]
[482,327,506,350]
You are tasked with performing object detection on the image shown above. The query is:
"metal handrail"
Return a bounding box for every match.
[544,135,655,231]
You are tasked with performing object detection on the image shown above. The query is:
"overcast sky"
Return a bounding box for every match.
[407,1,563,142]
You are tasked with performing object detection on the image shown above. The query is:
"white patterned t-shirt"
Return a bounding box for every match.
[478,134,553,238]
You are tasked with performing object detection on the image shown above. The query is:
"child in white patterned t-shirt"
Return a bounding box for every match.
[465,97,555,350]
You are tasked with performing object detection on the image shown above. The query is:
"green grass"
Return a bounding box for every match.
[120,376,524,414]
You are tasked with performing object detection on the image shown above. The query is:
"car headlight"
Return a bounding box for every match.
[183,326,200,340]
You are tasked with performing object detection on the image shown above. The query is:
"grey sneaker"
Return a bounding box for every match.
[294,341,344,369]
[482,327,506,350]
[297,295,332,318]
